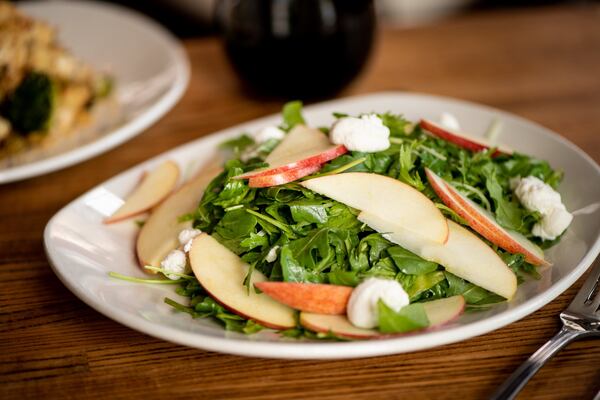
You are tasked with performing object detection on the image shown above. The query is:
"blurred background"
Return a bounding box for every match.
[11,0,594,99]
[97,0,588,37]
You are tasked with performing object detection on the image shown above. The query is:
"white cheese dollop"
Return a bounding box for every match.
[511,176,573,240]
[347,277,409,329]
[254,126,285,144]
[440,112,461,131]
[160,249,188,280]
[532,207,573,241]
[265,245,280,263]
[178,228,202,253]
[329,114,390,152]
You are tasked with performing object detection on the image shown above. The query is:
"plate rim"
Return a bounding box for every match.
[0,0,191,184]
[44,91,600,359]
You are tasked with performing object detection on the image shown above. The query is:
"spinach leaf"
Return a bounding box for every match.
[327,270,360,286]
[445,272,505,305]
[402,271,446,300]
[362,257,397,279]
[388,246,438,275]
[378,301,429,333]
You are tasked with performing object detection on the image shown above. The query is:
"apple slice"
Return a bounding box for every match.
[248,163,322,188]
[235,125,347,179]
[136,167,221,270]
[105,161,180,224]
[359,212,517,299]
[300,313,378,339]
[189,233,296,329]
[301,172,449,244]
[420,119,512,156]
[254,282,353,314]
[300,295,465,339]
[425,168,549,266]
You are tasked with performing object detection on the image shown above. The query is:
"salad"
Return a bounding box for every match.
[108,101,572,339]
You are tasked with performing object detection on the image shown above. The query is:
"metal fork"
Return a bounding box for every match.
[491,261,600,400]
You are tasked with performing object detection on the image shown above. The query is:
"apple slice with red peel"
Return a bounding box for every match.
[300,313,378,339]
[189,233,296,329]
[423,295,466,327]
[235,125,347,180]
[254,282,353,314]
[248,163,322,188]
[105,161,180,224]
[302,172,449,244]
[300,295,465,339]
[359,212,517,299]
[420,119,512,156]
[136,167,221,270]
[425,168,549,267]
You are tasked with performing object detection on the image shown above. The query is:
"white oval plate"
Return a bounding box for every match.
[44,92,600,359]
[0,1,189,184]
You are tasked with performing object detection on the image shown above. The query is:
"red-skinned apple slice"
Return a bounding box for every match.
[359,212,517,299]
[426,169,549,265]
[105,161,180,224]
[248,163,322,188]
[420,119,512,156]
[425,168,549,266]
[254,282,353,314]
[300,295,465,339]
[189,233,296,329]
[235,125,347,179]
[302,172,449,244]
[136,167,221,270]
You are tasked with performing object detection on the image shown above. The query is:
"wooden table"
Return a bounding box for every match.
[1,4,599,399]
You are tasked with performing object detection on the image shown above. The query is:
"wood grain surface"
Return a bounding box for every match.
[1,4,600,400]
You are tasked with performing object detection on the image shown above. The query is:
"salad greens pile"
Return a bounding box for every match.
[166,101,563,336]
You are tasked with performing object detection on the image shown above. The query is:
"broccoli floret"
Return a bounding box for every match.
[2,72,56,134]
[95,75,113,99]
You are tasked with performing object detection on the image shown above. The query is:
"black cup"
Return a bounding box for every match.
[216,0,376,99]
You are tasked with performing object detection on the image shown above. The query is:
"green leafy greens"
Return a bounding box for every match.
[164,101,564,335]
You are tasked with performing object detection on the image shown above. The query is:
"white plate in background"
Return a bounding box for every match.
[44,92,600,359]
[0,1,189,183]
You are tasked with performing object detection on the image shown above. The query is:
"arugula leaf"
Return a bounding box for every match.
[378,301,429,333]
[481,163,524,231]
[280,245,324,283]
[214,208,257,240]
[397,143,425,190]
[501,153,563,189]
[286,228,332,271]
[240,231,269,251]
[288,199,329,224]
[281,101,305,131]
[220,134,255,153]
[379,112,412,137]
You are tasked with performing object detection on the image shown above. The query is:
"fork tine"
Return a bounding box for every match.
[568,261,600,312]
[590,280,600,313]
